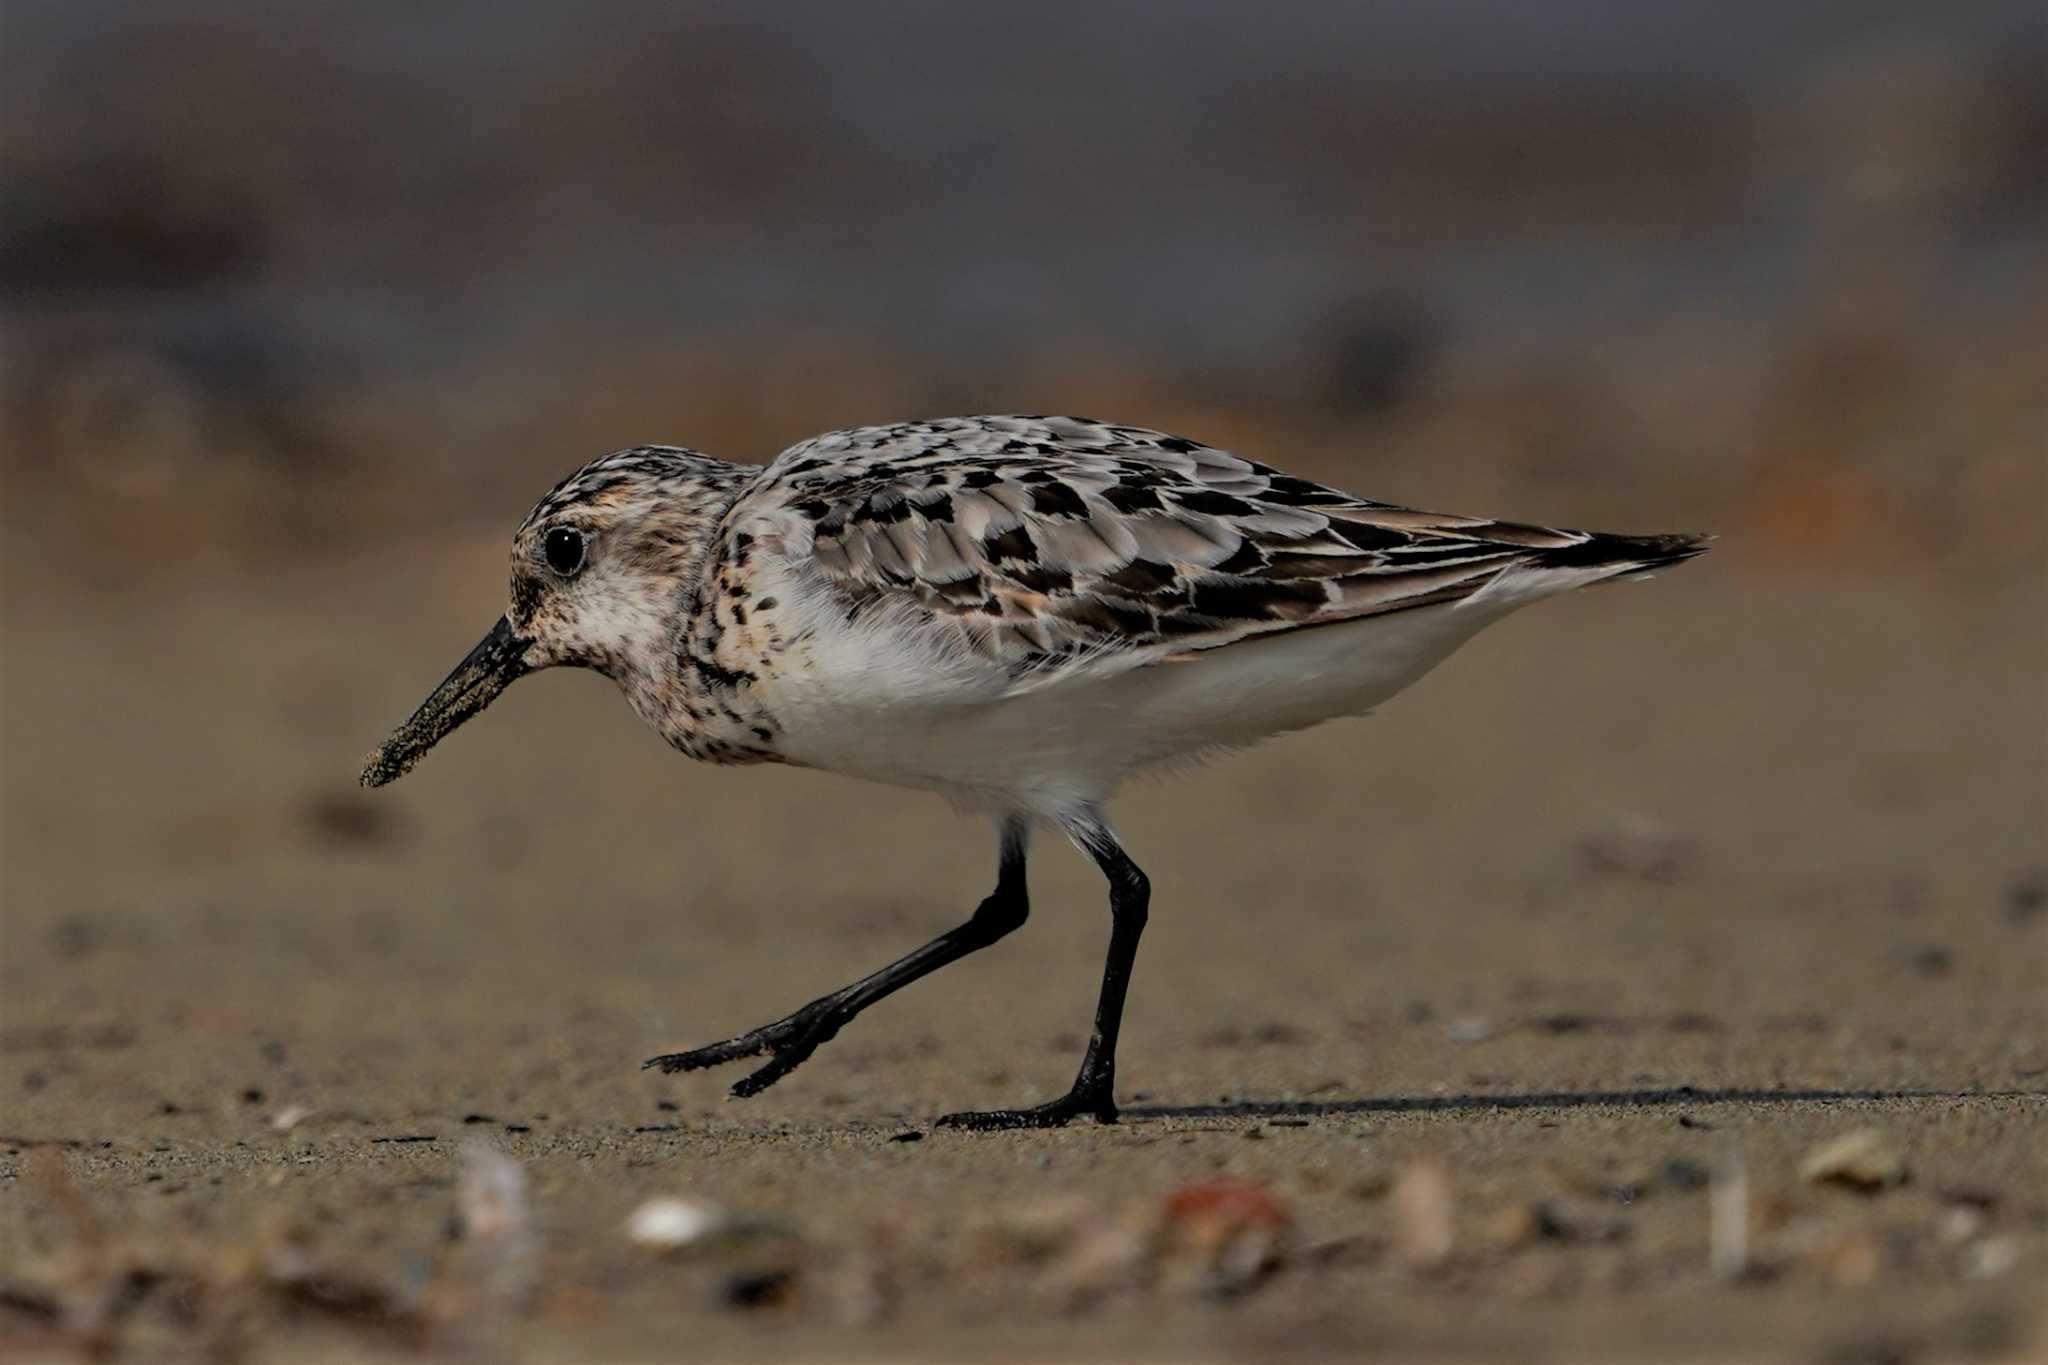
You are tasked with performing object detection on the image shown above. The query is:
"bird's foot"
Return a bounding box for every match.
[642,1009,840,1098]
[935,1086,1117,1131]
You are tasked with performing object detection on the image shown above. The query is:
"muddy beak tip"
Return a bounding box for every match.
[359,745,407,789]
[358,617,533,791]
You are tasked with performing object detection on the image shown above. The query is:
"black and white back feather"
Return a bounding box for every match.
[730,415,1706,670]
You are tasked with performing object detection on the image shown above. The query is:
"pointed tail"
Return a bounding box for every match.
[1534,530,1714,581]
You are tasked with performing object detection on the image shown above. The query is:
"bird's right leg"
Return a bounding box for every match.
[643,816,1030,1098]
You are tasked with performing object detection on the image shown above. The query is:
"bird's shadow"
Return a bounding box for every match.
[1121,1084,2036,1122]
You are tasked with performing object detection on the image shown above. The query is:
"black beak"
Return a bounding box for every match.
[360,617,534,788]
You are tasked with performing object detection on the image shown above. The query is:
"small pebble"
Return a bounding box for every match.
[1526,1202,1628,1244]
[1935,1185,1999,1213]
[721,1267,794,1308]
[1038,1209,1151,1304]
[1936,1204,1985,1244]
[1961,1236,2019,1280]
[1482,1203,1543,1250]
[1391,1160,1455,1269]
[1799,1129,1909,1191]
[626,1195,726,1250]
[1577,814,1696,884]
[270,1104,313,1132]
[1814,1232,1882,1287]
[1159,1178,1292,1296]
[1443,1016,1494,1044]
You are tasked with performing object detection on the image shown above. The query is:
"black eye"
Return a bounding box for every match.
[543,526,585,575]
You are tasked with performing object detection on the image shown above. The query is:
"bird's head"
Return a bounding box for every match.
[360,446,749,788]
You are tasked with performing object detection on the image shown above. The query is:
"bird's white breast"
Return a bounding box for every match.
[757,573,1528,819]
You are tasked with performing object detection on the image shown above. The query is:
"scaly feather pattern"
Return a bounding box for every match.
[727,415,1705,673]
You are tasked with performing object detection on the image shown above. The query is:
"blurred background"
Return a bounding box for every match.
[4,0,2044,562]
[2,5,2045,1355]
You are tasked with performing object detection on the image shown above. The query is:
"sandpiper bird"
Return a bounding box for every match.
[362,416,1707,1129]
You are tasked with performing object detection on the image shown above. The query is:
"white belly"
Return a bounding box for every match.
[764,593,1524,819]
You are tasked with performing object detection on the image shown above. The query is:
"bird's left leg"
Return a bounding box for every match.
[936,809,1149,1130]
[643,816,1030,1098]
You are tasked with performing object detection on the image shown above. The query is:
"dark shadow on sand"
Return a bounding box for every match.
[1121,1085,2040,1121]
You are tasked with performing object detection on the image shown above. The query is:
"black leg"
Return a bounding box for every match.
[644,817,1030,1098]
[937,812,1149,1130]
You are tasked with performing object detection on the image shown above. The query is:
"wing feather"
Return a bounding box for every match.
[721,416,1694,673]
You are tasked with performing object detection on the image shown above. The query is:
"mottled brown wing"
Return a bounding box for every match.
[737,416,1689,670]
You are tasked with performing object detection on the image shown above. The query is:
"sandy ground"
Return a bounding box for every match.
[3,508,2044,1362]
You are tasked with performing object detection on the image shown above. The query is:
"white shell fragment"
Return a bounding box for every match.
[269,1104,314,1132]
[1798,1129,1909,1190]
[458,1141,538,1305]
[1708,1138,1749,1281]
[626,1195,727,1250]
